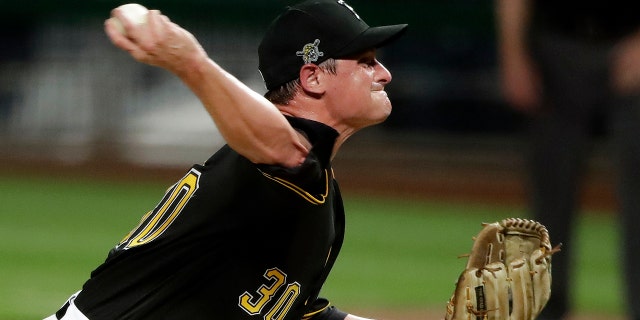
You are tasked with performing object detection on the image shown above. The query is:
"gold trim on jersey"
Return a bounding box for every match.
[258,169,330,205]
[301,301,331,320]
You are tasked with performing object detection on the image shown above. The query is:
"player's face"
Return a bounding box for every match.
[326,49,393,129]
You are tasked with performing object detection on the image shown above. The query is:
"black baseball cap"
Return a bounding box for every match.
[258,0,408,91]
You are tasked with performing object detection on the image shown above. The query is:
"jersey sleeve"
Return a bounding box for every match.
[302,298,348,320]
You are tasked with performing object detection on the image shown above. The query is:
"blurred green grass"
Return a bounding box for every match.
[0,174,624,319]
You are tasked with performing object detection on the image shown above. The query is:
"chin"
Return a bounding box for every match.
[373,109,392,125]
[381,102,392,118]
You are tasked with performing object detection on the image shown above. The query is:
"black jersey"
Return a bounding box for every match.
[74,117,344,320]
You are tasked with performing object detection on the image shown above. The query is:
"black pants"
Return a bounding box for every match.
[528,30,640,319]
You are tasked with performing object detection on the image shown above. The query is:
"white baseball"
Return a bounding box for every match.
[109,3,149,35]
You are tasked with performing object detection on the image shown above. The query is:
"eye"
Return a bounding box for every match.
[359,58,377,67]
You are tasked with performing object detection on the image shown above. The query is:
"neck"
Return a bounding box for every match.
[277,93,368,161]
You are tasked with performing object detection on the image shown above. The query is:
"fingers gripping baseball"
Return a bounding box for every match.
[105,4,207,76]
[444,218,560,320]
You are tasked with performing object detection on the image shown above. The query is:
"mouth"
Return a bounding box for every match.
[371,83,385,91]
[372,89,388,97]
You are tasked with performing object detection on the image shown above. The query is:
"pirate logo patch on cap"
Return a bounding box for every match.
[296,39,324,64]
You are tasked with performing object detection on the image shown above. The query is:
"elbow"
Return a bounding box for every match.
[253,145,308,168]
[226,126,310,167]
[235,141,308,168]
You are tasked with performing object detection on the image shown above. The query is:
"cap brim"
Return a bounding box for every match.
[333,23,408,57]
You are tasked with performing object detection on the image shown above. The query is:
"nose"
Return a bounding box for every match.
[375,60,392,84]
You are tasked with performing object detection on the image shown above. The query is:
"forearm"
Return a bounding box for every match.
[344,315,374,320]
[494,0,541,111]
[612,29,640,94]
[105,9,308,167]
[495,0,530,59]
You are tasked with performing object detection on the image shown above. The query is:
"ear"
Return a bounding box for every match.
[299,64,326,95]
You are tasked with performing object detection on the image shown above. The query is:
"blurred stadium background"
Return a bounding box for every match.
[0,1,623,319]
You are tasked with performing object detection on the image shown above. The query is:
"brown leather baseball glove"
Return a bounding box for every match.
[444,218,560,320]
